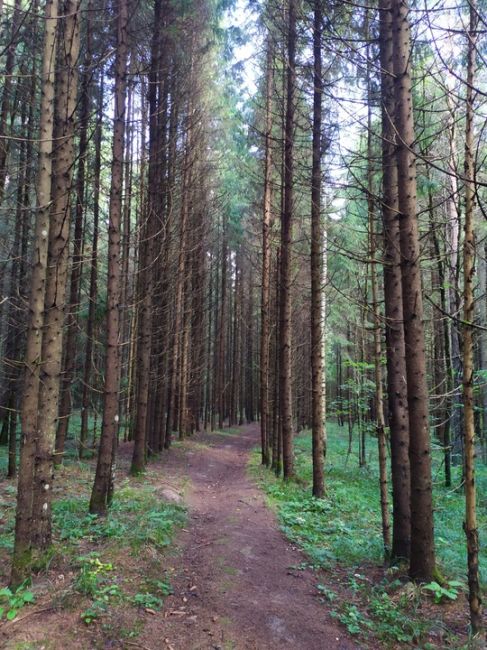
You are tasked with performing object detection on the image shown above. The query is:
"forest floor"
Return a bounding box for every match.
[132,424,360,650]
[0,424,359,650]
[0,423,484,649]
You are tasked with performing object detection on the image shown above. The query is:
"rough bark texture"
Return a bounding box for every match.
[368,10,390,553]
[279,0,296,480]
[392,0,435,581]
[310,0,324,498]
[0,0,22,205]
[462,0,482,635]
[11,0,59,586]
[31,0,81,553]
[379,0,410,561]
[90,0,128,515]
[80,74,102,458]
[55,9,94,458]
[260,36,273,467]
[130,0,162,474]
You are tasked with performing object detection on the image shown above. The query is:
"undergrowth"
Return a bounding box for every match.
[0,444,186,633]
[251,421,487,647]
[54,482,185,552]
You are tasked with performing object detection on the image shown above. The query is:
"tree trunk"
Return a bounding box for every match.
[310,0,324,498]
[380,0,411,562]
[260,36,274,466]
[392,0,435,581]
[462,0,482,634]
[445,95,463,465]
[130,0,163,473]
[0,0,22,206]
[80,73,103,458]
[279,0,296,480]
[368,9,390,554]
[56,10,93,459]
[217,224,228,430]
[11,0,59,586]
[90,0,128,515]
[31,0,81,553]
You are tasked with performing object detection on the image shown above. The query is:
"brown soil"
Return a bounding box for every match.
[0,424,361,650]
[138,424,360,650]
[2,423,479,649]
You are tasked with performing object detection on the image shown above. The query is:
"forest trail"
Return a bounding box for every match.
[140,425,359,650]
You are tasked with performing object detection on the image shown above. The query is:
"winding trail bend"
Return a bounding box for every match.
[143,424,358,650]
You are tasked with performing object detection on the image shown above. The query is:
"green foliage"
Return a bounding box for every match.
[368,591,420,643]
[75,555,122,625]
[423,580,464,604]
[75,555,114,597]
[142,578,173,597]
[132,592,163,610]
[0,583,35,621]
[80,604,103,625]
[252,422,487,645]
[75,554,173,624]
[53,499,99,541]
[253,422,487,582]
[331,604,372,635]
[52,484,186,552]
[0,433,186,633]
[316,583,337,602]
[253,426,384,567]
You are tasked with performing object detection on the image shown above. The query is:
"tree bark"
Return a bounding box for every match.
[31,0,81,552]
[279,0,296,479]
[260,36,274,466]
[392,0,435,581]
[80,73,103,458]
[11,0,59,586]
[0,0,22,206]
[379,0,411,561]
[462,0,482,634]
[368,8,390,554]
[130,0,163,473]
[310,0,324,498]
[90,0,128,515]
[55,8,94,459]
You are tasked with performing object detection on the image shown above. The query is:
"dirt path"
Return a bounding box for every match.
[141,424,358,650]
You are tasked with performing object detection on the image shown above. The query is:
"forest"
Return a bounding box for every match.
[0,0,486,647]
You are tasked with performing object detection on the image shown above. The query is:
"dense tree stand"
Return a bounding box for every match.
[0,0,484,642]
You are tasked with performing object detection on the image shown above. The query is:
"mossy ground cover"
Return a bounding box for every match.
[251,421,486,648]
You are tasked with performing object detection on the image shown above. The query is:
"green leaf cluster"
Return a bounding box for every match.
[0,583,35,621]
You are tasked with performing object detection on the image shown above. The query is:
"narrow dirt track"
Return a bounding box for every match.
[141,424,359,650]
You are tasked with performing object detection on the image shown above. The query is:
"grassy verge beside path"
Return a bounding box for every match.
[251,421,486,648]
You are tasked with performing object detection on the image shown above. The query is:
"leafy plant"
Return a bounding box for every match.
[81,603,105,625]
[0,583,35,621]
[133,592,163,610]
[75,555,114,596]
[331,604,372,635]
[76,557,122,625]
[423,580,463,604]
[368,592,417,643]
[144,578,173,597]
[316,584,337,602]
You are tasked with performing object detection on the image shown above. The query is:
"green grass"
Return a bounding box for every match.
[252,421,486,582]
[53,482,186,551]
[0,483,186,567]
[251,421,486,646]
[0,465,185,635]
